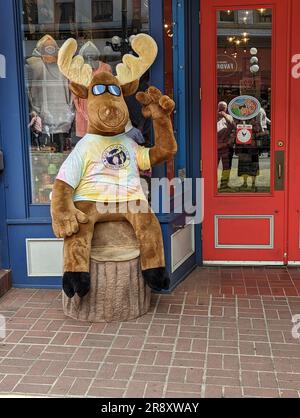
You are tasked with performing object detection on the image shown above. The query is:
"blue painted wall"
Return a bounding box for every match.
[0,0,28,272]
[172,0,202,266]
[0,121,10,269]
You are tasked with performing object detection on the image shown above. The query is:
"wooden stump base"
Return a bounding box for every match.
[62,222,151,323]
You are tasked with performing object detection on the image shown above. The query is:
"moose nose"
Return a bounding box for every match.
[98,105,127,127]
[100,106,123,121]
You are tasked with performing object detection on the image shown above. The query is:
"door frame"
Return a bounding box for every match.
[0,122,9,270]
[287,0,300,265]
[201,0,291,265]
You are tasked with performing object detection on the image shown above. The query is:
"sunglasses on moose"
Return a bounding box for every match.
[92,84,122,97]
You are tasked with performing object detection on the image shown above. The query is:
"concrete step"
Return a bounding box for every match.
[0,269,11,298]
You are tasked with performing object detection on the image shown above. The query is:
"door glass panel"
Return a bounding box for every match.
[22,0,149,204]
[217,8,272,193]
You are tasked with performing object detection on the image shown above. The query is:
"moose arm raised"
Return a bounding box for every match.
[136,86,177,166]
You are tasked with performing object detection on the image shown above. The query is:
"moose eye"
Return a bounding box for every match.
[108,85,122,97]
[92,85,106,96]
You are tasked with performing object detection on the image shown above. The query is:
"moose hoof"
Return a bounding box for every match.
[63,272,91,299]
[142,268,170,291]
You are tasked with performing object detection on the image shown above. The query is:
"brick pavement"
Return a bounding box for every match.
[0,267,299,398]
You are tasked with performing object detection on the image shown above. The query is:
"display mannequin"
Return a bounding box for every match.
[26,35,75,153]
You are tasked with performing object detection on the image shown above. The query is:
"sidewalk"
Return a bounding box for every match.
[0,267,300,398]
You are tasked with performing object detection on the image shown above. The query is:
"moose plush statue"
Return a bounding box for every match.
[51,34,177,299]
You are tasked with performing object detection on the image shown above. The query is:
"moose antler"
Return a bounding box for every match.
[58,38,93,88]
[58,34,158,88]
[116,34,158,86]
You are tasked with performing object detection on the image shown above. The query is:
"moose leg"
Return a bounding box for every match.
[63,202,97,298]
[124,204,169,291]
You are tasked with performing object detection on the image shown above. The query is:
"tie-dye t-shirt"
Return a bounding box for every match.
[56,133,151,203]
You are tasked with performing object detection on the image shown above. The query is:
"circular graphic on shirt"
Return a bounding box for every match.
[102,144,130,170]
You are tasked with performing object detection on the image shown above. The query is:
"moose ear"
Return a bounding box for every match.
[69,82,88,99]
[121,80,140,97]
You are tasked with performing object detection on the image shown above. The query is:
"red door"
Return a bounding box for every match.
[201,0,290,264]
[287,0,300,265]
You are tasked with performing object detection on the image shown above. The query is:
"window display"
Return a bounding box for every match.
[216,8,272,193]
[22,0,149,204]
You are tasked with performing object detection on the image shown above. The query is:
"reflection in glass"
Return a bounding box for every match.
[217,9,272,193]
[22,0,150,204]
[218,10,235,23]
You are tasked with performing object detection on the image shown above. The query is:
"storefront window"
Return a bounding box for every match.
[216,9,272,193]
[22,0,149,204]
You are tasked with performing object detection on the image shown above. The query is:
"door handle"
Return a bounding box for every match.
[274,151,284,191]
[0,150,4,173]
[278,163,282,180]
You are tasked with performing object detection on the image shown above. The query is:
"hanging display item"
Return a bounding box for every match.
[236,124,253,145]
[228,95,261,121]
[26,35,75,141]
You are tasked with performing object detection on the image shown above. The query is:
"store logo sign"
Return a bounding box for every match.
[95,178,205,225]
[217,54,238,77]
[292,54,300,79]
[0,54,6,79]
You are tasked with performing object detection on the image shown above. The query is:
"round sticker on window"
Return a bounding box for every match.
[236,125,253,145]
[228,95,261,121]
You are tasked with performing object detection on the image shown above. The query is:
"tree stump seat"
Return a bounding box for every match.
[62,221,151,323]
